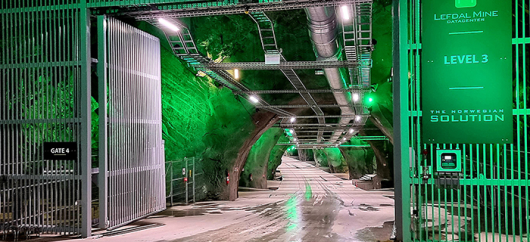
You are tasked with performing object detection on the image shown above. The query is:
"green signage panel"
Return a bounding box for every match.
[422,0,513,144]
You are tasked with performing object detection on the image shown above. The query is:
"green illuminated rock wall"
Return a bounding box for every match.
[159,47,258,199]
[267,135,289,180]
[239,128,283,189]
[313,149,328,167]
[314,148,348,173]
[339,140,376,179]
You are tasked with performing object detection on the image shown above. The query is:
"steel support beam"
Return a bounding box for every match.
[123,0,373,19]
[97,15,108,229]
[80,5,92,238]
[277,127,379,131]
[275,143,370,148]
[280,123,355,127]
[393,0,411,240]
[241,88,368,94]
[205,60,357,70]
[356,136,389,141]
[279,115,363,119]
[257,104,360,109]
[292,129,375,131]
[296,136,386,141]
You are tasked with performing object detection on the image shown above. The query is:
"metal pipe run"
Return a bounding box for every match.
[305,6,356,144]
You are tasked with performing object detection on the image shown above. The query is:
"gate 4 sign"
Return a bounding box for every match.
[44,142,78,160]
[422,0,513,144]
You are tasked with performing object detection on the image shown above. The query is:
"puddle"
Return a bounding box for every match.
[358,203,379,211]
[157,208,207,217]
[355,221,394,242]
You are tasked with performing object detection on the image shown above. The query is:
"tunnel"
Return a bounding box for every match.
[0,0,529,241]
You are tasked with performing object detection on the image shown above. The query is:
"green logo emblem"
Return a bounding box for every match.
[456,0,477,8]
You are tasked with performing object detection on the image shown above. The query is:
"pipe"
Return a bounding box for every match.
[305,6,355,144]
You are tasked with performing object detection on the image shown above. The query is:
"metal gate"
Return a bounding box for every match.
[0,0,92,237]
[394,0,530,241]
[97,16,165,230]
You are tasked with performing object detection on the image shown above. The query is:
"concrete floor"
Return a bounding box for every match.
[42,157,395,242]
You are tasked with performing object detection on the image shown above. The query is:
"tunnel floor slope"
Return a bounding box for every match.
[80,157,395,242]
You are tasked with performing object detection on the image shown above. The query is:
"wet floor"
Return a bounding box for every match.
[74,157,395,242]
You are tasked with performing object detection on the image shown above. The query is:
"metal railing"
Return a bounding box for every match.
[166,158,206,206]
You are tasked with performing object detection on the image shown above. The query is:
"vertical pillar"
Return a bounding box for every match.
[392,0,411,241]
[80,3,92,238]
[97,15,108,229]
[192,158,196,203]
[185,158,188,205]
[170,162,173,207]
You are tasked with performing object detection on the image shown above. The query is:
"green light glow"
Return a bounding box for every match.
[285,196,298,232]
[304,183,312,201]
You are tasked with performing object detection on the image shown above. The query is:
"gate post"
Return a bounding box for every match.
[170,162,173,207]
[392,0,411,240]
[80,3,93,238]
[193,158,196,203]
[97,15,109,229]
[185,158,188,205]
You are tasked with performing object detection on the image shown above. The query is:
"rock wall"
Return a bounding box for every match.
[313,148,348,173]
[239,128,283,189]
[339,140,376,179]
[267,135,290,180]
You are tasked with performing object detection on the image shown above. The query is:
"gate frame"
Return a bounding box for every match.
[96,15,165,231]
[0,1,93,237]
[393,0,529,241]
[97,14,109,230]
[392,0,412,241]
[80,2,93,238]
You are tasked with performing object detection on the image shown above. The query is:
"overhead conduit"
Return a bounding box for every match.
[305,7,356,144]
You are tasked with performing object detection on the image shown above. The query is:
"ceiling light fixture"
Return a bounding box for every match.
[352,93,360,102]
[249,95,259,103]
[158,18,180,32]
[341,5,350,21]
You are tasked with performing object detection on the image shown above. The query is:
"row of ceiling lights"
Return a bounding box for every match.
[159,11,365,147]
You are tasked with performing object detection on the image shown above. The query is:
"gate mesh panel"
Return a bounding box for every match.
[0,1,88,236]
[104,17,165,229]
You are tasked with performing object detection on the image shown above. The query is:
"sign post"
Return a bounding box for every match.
[422,0,512,144]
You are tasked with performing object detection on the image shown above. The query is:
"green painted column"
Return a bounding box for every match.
[392,0,412,240]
